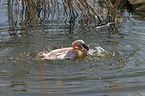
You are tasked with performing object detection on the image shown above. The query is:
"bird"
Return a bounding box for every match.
[38,40,89,60]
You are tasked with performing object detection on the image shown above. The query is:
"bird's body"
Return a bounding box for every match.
[38,40,89,60]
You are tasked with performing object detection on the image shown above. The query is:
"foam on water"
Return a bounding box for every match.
[87,46,116,61]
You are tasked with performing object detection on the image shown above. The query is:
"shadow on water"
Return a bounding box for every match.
[0,0,145,96]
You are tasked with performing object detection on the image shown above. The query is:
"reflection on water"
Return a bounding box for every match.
[1,0,145,96]
[1,22,145,96]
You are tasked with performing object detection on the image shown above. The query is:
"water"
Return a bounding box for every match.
[1,0,145,96]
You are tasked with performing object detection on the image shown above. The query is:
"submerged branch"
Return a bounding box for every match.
[96,22,117,28]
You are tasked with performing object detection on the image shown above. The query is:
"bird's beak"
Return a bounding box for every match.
[81,44,89,51]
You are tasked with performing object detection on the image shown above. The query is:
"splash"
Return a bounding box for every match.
[87,46,115,60]
[88,46,107,56]
[37,46,115,60]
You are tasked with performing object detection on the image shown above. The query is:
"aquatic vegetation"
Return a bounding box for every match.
[7,0,127,30]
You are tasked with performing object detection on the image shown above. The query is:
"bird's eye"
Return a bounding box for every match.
[82,44,89,50]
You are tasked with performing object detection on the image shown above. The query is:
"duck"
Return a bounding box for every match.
[38,40,89,60]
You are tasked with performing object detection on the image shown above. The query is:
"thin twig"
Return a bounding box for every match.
[96,22,117,28]
[88,0,105,13]
[86,1,104,21]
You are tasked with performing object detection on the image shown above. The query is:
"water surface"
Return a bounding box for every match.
[0,0,145,96]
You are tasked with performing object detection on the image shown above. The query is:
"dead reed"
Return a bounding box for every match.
[7,0,127,29]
